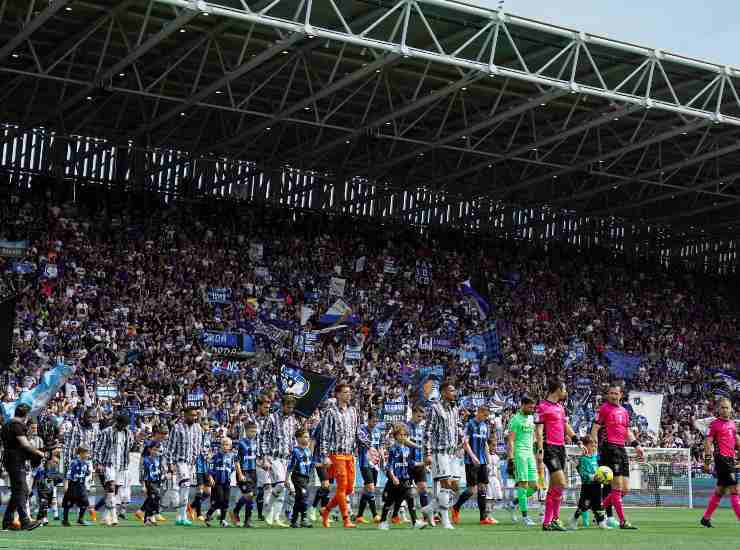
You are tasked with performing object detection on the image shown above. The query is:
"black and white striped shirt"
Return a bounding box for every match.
[63,422,99,473]
[424,400,461,455]
[319,404,359,456]
[260,411,298,460]
[167,421,203,466]
[93,426,134,469]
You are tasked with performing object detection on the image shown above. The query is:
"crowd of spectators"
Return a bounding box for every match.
[1,190,739,470]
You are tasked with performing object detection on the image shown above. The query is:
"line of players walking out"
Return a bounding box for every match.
[18,380,740,531]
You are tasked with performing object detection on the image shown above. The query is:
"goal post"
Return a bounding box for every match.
[563,446,694,508]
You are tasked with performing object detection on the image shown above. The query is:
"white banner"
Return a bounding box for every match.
[329,277,346,297]
[627,391,664,436]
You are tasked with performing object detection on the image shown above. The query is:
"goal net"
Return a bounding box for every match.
[563,446,694,508]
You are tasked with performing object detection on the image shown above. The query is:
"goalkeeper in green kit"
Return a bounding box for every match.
[506,396,538,527]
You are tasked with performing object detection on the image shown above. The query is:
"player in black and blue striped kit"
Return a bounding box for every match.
[287,429,314,528]
[205,438,236,528]
[356,412,383,523]
[191,427,217,521]
[232,422,258,528]
[62,446,92,527]
[452,405,494,525]
[378,424,424,530]
[141,443,164,526]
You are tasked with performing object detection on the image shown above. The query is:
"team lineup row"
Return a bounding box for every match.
[3,380,739,531]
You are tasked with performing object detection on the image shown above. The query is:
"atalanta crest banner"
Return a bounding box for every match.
[277,361,336,418]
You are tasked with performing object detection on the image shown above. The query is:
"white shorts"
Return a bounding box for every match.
[175,462,194,485]
[431,453,460,481]
[104,467,129,487]
[487,477,503,500]
[263,458,288,484]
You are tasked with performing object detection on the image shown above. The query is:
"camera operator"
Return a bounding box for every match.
[1,404,44,531]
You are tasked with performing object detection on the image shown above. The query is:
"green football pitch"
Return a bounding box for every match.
[0,508,737,550]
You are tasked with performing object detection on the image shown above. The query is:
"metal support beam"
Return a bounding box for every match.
[156,0,740,127]
[0,0,72,63]
[54,6,200,119]
[138,32,304,136]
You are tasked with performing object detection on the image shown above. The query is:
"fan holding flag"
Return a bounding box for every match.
[459,280,491,320]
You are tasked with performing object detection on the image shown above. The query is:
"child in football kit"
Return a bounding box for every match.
[205,438,237,527]
[569,436,608,530]
[62,446,92,526]
[232,422,258,527]
[378,424,425,530]
[287,429,314,528]
[141,443,164,526]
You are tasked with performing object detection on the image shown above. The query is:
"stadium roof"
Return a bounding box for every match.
[1,0,740,255]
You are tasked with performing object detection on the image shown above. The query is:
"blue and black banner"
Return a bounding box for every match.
[277,361,336,418]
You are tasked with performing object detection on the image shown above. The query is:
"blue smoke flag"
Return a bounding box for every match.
[604,351,643,380]
[277,361,336,418]
[459,280,491,319]
[2,358,75,421]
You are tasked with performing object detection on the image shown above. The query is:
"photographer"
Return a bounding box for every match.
[1,404,43,531]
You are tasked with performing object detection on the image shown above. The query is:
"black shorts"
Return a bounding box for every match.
[465,463,489,486]
[361,467,378,485]
[238,470,258,494]
[315,465,330,483]
[410,465,427,484]
[196,473,209,487]
[577,482,603,513]
[543,444,566,474]
[599,443,629,478]
[714,455,738,487]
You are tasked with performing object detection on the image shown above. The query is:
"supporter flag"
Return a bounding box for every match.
[415,364,445,404]
[207,287,232,305]
[459,280,491,319]
[717,373,740,392]
[627,391,664,436]
[201,330,255,357]
[381,395,408,423]
[319,299,359,326]
[12,261,36,274]
[604,351,643,380]
[277,361,336,418]
[374,302,400,339]
[2,358,75,421]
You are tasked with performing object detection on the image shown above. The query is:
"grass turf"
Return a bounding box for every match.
[0,508,737,550]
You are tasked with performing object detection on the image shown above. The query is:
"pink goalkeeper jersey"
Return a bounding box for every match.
[596,402,629,446]
[707,418,738,458]
[536,400,567,446]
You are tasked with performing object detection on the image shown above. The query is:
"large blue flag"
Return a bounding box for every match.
[604,351,643,380]
[2,358,75,421]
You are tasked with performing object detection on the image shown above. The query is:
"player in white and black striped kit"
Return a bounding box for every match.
[251,394,272,521]
[260,395,298,527]
[424,381,462,530]
[166,407,203,526]
[92,413,136,527]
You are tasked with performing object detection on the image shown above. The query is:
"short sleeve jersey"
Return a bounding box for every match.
[595,402,629,446]
[707,418,738,458]
[536,400,567,446]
